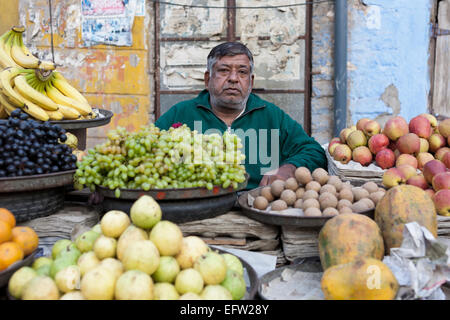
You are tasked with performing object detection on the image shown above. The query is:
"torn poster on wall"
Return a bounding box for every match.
[81,0,137,47]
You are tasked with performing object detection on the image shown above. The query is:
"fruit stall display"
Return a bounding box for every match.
[74,124,247,196]
[328,114,450,216]
[6,195,252,300]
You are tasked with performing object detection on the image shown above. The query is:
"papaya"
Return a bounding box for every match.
[374,184,437,254]
[321,257,398,300]
[318,213,384,271]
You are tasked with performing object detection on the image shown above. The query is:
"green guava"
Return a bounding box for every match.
[221,253,244,276]
[174,268,204,295]
[51,239,73,259]
[32,256,53,270]
[75,230,100,253]
[194,251,227,285]
[220,269,246,300]
[152,256,180,283]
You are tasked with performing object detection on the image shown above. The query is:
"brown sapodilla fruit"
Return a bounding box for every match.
[295,167,312,186]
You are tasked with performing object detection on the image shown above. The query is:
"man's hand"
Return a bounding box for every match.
[259,163,297,186]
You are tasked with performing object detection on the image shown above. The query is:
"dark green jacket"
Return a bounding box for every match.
[155,90,327,189]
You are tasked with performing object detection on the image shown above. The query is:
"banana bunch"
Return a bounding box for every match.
[0,26,55,71]
[0,67,94,121]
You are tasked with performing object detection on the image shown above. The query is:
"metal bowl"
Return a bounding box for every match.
[49,108,113,129]
[238,187,375,227]
[0,170,75,193]
[0,250,38,288]
[96,174,249,201]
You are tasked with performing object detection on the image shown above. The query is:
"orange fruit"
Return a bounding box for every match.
[11,226,39,256]
[0,220,12,244]
[0,208,16,228]
[0,241,24,271]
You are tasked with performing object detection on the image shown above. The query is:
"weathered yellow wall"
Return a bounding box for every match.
[16,0,153,149]
[0,0,19,34]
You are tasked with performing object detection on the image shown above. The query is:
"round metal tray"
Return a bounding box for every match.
[0,250,38,288]
[258,257,323,300]
[238,187,374,228]
[49,108,113,129]
[96,174,249,201]
[0,170,75,193]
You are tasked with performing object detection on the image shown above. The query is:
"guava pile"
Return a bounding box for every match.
[7,195,247,300]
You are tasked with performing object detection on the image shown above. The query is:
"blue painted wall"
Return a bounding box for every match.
[348,0,433,125]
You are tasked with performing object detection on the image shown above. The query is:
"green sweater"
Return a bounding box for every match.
[155,90,327,189]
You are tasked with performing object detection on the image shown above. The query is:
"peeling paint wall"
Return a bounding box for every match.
[348,0,434,128]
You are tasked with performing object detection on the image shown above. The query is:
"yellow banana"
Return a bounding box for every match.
[13,75,59,111]
[0,31,19,69]
[51,72,90,105]
[45,109,64,120]
[56,104,82,120]
[38,60,56,71]
[0,67,25,107]
[0,91,19,115]
[10,31,40,69]
[45,82,92,116]
[12,86,49,121]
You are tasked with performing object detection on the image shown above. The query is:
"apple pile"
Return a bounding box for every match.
[328,115,450,216]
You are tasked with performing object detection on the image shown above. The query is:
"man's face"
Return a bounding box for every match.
[205,54,254,110]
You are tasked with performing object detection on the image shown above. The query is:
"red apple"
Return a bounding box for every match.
[375,148,396,169]
[416,152,435,170]
[396,164,418,181]
[352,146,373,166]
[418,138,429,153]
[339,128,354,144]
[333,144,352,164]
[432,172,450,191]
[425,189,436,199]
[443,152,450,169]
[406,174,429,190]
[419,113,438,128]
[396,154,418,169]
[435,147,450,161]
[363,120,381,137]
[356,118,371,132]
[328,137,342,154]
[368,134,389,154]
[438,119,450,139]
[423,159,447,184]
[383,116,409,141]
[429,133,446,153]
[346,130,367,150]
[382,168,406,189]
[409,115,432,139]
[396,133,420,155]
[433,189,450,216]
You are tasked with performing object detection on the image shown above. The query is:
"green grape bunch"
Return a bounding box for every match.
[74,124,247,197]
